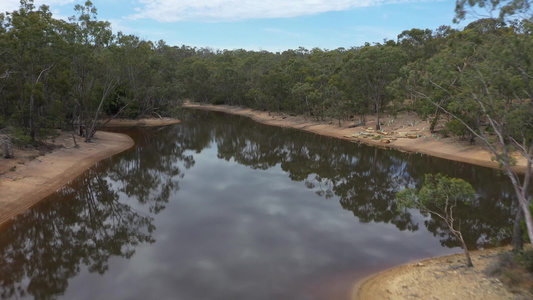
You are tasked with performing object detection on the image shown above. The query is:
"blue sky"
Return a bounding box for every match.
[0,0,470,52]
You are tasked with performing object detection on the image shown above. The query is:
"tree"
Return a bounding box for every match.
[397,174,476,267]
[67,0,119,141]
[414,4,533,250]
[2,0,63,142]
[345,45,407,130]
[455,0,531,22]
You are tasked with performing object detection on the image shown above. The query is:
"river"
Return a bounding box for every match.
[0,110,517,299]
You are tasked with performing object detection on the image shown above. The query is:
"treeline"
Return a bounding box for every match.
[182,19,532,138]
[0,0,183,143]
[0,0,531,147]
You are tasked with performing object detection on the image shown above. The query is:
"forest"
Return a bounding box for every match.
[0,0,529,143]
[0,1,532,245]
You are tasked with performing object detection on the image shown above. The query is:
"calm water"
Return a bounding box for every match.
[0,110,518,299]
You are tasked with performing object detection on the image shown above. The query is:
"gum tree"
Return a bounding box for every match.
[397,174,476,267]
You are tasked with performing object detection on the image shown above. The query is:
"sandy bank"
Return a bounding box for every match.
[101,117,181,127]
[183,102,527,173]
[0,131,134,229]
[354,246,531,300]
[0,118,181,229]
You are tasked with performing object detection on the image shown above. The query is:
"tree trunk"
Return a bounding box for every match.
[513,209,524,252]
[29,94,35,142]
[506,166,533,247]
[85,79,118,142]
[430,106,441,133]
[375,99,381,130]
[520,197,533,245]
[461,240,474,267]
[85,94,106,142]
[3,141,12,158]
[455,231,473,267]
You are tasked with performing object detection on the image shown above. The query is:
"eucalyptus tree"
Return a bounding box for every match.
[0,13,9,122]
[435,0,533,250]
[1,0,64,142]
[397,174,476,267]
[345,44,407,130]
[210,50,247,106]
[410,17,533,249]
[113,34,182,118]
[455,0,531,22]
[181,57,215,103]
[67,0,119,141]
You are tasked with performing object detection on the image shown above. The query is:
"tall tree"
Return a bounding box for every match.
[346,45,407,130]
[2,0,63,142]
[67,0,118,141]
[412,19,533,249]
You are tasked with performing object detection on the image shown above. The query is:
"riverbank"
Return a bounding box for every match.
[183,102,527,172]
[354,246,532,300]
[0,118,180,229]
[0,131,133,229]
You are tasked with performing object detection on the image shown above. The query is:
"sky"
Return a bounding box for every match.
[0,0,471,52]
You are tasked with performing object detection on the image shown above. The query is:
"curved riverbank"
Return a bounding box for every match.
[0,118,181,229]
[0,131,134,229]
[354,246,531,300]
[183,102,527,173]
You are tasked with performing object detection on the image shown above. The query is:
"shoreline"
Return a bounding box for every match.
[352,246,526,300]
[183,102,527,173]
[0,118,181,229]
[0,131,134,229]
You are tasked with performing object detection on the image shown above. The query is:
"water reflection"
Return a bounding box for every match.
[0,110,519,299]
[201,111,516,248]
[0,167,156,299]
[0,127,193,299]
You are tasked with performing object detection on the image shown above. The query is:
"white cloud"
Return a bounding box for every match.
[0,0,75,14]
[129,0,409,22]
[0,0,26,13]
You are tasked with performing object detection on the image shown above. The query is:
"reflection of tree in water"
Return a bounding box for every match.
[0,168,155,299]
[0,125,195,299]
[194,111,517,248]
[106,126,195,214]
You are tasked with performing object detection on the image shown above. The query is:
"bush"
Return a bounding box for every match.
[484,252,515,276]
[518,249,533,273]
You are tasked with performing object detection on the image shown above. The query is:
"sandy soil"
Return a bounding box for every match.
[183,102,527,173]
[354,247,532,300]
[0,118,180,230]
[182,102,532,300]
[101,116,181,127]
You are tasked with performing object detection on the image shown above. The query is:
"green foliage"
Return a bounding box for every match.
[397,173,476,266]
[445,119,469,139]
[397,173,475,212]
[11,127,32,146]
[0,0,530,158]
